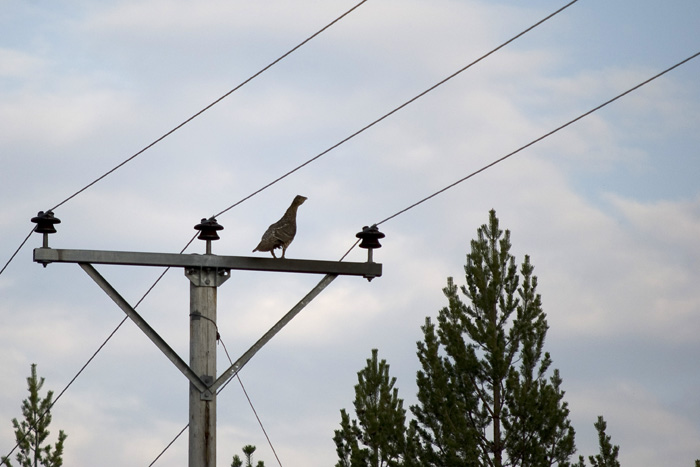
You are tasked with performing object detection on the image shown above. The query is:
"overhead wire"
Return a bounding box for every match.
[220,337,284,467]
[372,50,700,228]
[2,0,575,277]
[78,48,700,467]
[49,0,370,214]
[211,0,580,219]
[0,237,199,466]
[193,51,700,462]
[80,42,700,467]
[0,229,33,276]
[330,49,700,265]
[146,0,584,452]
[0,317,125,467]
[2,1,371,464]
[234,374,283,467]
[3,1,583,463]
[147,424,188,467]
[0,0,369,279]
[147,335,285,467]
[0,228,199,466]
[174,305,283,464]
[13,1,693,464]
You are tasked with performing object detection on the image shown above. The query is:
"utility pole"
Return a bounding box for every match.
[30,210,384,467]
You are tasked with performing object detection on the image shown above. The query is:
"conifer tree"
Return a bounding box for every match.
[588,417,620,467]
[574,416,620,467]
[231,444,264,467]
[334,349,416,467]
[410,210,576,466]
[2,364,66,467]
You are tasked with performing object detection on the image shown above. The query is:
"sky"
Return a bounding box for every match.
[1,0,699,465]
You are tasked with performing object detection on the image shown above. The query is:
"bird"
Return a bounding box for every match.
[253,195,307,259]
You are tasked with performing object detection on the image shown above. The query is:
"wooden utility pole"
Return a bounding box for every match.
[31,211,383,467]
[187,265,225,466]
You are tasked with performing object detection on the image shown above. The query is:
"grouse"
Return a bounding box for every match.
[253,195,307,259]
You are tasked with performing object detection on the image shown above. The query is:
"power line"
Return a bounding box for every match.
[220,338,284,467]
[14,0,578,433]
[147,335,285,466]
[49,0,370,214]
[212,0,580,219]
[373,50,700,227]
[2,0,573,275]
[12,1,674,463]
[2,3,374,455]
[0,228,33,276]
[26,48,699,465]
[148,424,188,467]
[0,315,127,467]
[57,45,700,467]
[3,2,582,462]
[0,238,196,466]
[235,374,283,467]
[0,0,369,280]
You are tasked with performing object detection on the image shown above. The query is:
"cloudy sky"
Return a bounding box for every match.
[1,0,699,465]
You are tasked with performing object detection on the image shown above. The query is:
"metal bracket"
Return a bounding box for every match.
[185,267,230,287]
[200,376,214,400]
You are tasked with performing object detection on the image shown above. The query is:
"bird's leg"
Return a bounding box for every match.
[281,246,287,259]
[271,250,277,259]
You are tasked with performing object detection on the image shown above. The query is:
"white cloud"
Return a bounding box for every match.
[0,48,46,79]
[609,194,700,256]
[2,1,699,466]
[569,380,700,466]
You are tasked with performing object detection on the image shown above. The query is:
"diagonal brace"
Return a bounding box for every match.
[210,273,337,394]
[79,263,209,394]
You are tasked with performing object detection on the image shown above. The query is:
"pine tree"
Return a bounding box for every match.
[411,314,480,466]
[334,349,416,467]
[2,364,66,467]
[231,444,265,467]
[573,416,620,467]
[588,417,620,467]
[410,210,576,466]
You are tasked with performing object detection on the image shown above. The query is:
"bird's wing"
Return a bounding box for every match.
[270,221,296,243]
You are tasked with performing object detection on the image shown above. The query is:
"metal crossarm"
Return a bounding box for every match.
[34,248,382,278]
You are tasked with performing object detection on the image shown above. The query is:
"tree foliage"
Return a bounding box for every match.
[333,349,416,467]
[588,417,620,467]
[2,364,66,467]
[231,444,264,467]
[411,210,576,466]
[335,210,622,467]
[574,416,620,467]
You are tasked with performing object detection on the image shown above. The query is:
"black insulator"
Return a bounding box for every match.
[356,224,385,249]
[194,217,224,241]
[31,210,61,234]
